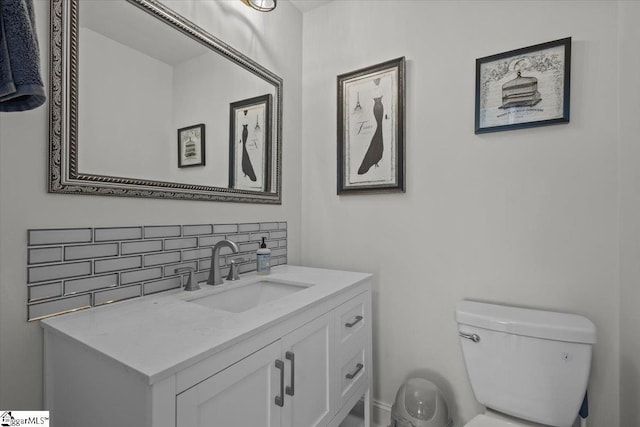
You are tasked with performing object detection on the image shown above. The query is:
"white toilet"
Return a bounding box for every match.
[456,300,596,427]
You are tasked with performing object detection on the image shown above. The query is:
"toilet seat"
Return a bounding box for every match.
[465,412,548,427]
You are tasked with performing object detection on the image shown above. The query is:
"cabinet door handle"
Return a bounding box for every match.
[345,363,364,380]
[345,315,363,328]
[285,351,295,396]
[275,359,284,407]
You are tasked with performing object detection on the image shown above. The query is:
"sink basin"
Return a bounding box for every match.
[188,280,308,313]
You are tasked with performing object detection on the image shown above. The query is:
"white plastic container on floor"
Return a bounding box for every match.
[390,378,451,427]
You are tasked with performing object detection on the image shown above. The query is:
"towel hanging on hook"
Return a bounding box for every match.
[0,0,46,112]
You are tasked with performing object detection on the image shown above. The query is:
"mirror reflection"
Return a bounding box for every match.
[49,0,282,203]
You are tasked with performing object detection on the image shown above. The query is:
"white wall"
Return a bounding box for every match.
[301,1,620,425]
[619,1,640,424]
[79,28,175,181]
[0,0,302,409]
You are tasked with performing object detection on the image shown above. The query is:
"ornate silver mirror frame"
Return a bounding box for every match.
[49,0,283,204]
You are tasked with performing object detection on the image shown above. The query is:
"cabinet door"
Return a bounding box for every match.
[176,340,282,427]
[282,311,335,427]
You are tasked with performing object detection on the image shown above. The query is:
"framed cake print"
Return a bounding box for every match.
[475,37,571,134]
[337,57,405,195]
[177,124,205,168]
[229,94,272,192]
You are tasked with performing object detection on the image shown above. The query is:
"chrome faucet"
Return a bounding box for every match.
[207,239,240,286]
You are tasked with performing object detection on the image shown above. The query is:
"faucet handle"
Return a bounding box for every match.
[175,267,200,291]
[226,258,243,281]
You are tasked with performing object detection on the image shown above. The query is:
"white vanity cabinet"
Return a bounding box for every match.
[176,340,283,427]
[177,311,335,427]
[42,266,372,427]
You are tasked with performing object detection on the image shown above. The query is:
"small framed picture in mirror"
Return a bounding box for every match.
[229,94,272,192]
[177,124,205,168]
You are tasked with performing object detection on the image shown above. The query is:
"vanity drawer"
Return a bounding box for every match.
[335,292,367,349]
[335,293,369,410]
[337,343,367,408]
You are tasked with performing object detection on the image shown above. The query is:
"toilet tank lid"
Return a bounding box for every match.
[456,300,596,344]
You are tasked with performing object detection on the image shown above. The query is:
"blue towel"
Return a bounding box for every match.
[0,0,45,112]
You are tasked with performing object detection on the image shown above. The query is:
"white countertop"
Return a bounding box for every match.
[41,265,371,385]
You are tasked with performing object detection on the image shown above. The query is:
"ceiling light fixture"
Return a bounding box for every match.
[241,0,277,12]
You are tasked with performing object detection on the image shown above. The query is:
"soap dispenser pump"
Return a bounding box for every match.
[256,237,271,275]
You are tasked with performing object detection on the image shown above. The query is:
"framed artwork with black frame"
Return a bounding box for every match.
[229,94,272,192]
[475,37,571,134]
[177,124,205,168]
[337,57,405,195]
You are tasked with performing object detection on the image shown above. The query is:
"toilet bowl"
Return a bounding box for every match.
[456,301,596,427]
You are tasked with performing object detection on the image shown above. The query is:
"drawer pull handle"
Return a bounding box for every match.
[275,359,284,407]
[285,351,295,396]
[345,315,363,328]
[345,363,364,380]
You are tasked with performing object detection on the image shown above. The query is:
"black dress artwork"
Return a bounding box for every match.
[241,123,257,181]
[358,96,384,175]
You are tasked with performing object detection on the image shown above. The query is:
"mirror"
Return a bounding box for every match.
[49,0,282,203]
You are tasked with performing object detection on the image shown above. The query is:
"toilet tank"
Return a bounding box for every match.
[456,301,596,427]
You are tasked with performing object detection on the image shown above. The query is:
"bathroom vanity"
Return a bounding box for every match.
[41,265,372,427]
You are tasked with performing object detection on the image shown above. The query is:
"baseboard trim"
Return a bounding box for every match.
[372,399,392,427]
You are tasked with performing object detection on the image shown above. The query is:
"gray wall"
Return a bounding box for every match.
[619,1,640,424]
[301,1,620,425]
[0,0,303,409]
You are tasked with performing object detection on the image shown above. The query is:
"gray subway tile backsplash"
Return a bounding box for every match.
[269,230,287,239]
[194,270,210,283]
[266,240,279,249]
[182,248,212,261]
[144,277,182,295]
[28,282,63,302]
[65,273,118,295]
[213,224,238,234]
[26,221,286,320]
[183,224,213,236]
[28,247,63,264]
[239,242,260,253]
[226,233,249,243]
[28,228,92,246]
[271,248,287,258]
[260,222,279,231]
[238,223,260,232]
[28,294,92,321]
[198,235,225,247]
[94,285,142,306]
[144,225,181,239]
[198,259,212,271]
[121,240,163,255]
[120,267,163,285]
[65,243,119,261]
[164,237,198,250]
[145,251,181,267]
[28,261,92,284]
[250,232,269,242]
[95,227,142,242]
[94,256,142,274]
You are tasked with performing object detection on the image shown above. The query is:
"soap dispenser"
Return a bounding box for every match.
[256,237,271,275]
